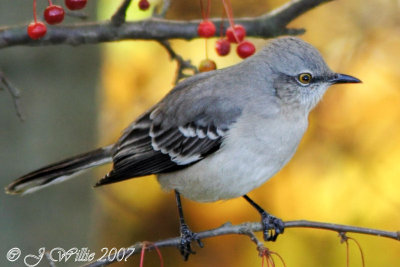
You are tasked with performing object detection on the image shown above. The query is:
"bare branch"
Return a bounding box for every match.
[0,71,24,120]
[158,0,171,18]
[0,0,332,49]
[261,0,334,27]
[158,40,198,84]
[82,219,400,267]
[111,0,133,26]
[285,220,400,239]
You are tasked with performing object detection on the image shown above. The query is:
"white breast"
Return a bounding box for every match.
[157,112,308,202]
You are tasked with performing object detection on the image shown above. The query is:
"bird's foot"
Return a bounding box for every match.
[179,223,203,261]
[261,212,285,241]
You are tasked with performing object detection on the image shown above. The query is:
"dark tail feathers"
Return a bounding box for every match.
[5,145,113,195]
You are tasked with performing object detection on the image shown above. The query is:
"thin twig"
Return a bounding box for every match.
[243,228,265,248]
[111,0,133,26]
[158,40,198,83]
[0,0,331,49]
[0,71,24,120]
[82,219,400,267]
[285,220,400,240]
[158,0,171,18]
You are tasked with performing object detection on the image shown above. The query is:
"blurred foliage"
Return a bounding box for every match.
[94,0,400,266]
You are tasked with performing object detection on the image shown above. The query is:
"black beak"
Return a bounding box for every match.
[330,73,361,84]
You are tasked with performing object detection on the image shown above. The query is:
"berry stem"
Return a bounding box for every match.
[48,0,53,5]
[200,0,211,59]
[219,9,225,38]
[199,0,211,20]
[139,242,147,267]
[222,0,235,27]
[33,0,38,22]
[222,0,240,42]
[206,0,211,19]
[199,0,205,20]
[205,38,209,59]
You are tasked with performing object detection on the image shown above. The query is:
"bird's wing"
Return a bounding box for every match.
[96,92,242,186]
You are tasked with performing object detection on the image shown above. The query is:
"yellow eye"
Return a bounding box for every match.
[298,73,312,85]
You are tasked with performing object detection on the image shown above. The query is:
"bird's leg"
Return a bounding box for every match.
[243,195,284,241]
[174,190,203,261]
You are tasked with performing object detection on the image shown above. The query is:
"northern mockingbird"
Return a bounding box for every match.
[6,37,361,260]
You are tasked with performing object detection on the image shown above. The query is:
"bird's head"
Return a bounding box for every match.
[258,37,361,112]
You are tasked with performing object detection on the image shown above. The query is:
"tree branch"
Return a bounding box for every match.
[157,0,171,18]
[285,220,400,239]
[0,0,332,49]
[82,219,400,267]
[0,71,24,120]
[157,40,198,83]
[111,0,133,26]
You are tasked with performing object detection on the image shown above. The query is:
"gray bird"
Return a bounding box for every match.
[5,37,361,260]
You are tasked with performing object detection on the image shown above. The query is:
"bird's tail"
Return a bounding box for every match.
[5,145,114,195]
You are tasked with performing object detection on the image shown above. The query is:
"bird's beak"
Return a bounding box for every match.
[330,73,362,84]
[329,73,361,84]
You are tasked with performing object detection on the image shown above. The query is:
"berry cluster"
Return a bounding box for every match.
[197,0,256,72]
[216,24,255,59]
[27,0,87,40]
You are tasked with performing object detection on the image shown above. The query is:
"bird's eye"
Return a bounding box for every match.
[297,73,312,85]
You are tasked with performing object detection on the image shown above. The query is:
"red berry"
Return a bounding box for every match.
[226,24,246,43]
[44,5,65,25]
[237,41,256,59]
[199,59,217,72]
[138,0,150,10]
[197,21,216,38]
[65,0,87,10]
[27,22,47,40]
[215,39,231,56]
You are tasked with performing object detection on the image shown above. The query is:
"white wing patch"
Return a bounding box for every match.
[178,126,196,137]
[150,122,226,165]
[178,123,224,140]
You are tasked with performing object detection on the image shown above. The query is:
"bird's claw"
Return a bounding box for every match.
[261,212,285,241]
[179,223,203,261]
